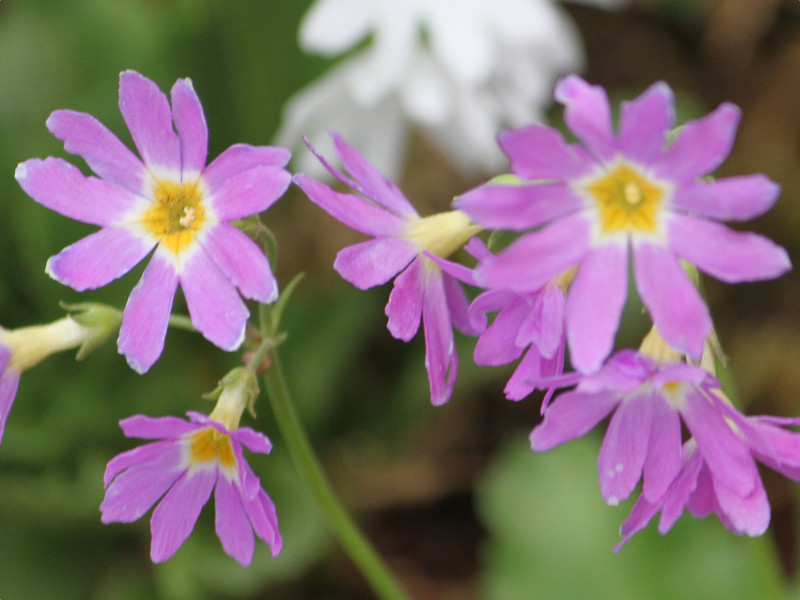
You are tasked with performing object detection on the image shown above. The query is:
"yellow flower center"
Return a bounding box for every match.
[141,179,207,254]
[581,164,665,235]
[404,210,482,258]
[188,427,236,468]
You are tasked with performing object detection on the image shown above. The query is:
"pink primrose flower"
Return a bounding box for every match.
[457,75,791,373]
[294,133,481,405]
[101,412,281,566]
[617,415,800,550]
[16,71,291,373]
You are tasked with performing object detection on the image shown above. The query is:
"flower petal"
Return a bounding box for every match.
[668,214,790,283]
[200,224,278,303]
[712,475,770,536]
[0,368,21,445]
[180,249,249,352]
[230,427,273,455]
[334,238,418,290]
[170,78,208,176]
[386,257,424,341]
[16,158,145,226]
[474,296,529,366]
[421,268,457,406]
[598,393,653,505]
[118,71,181,174]
[207,165,291,222]
[100,441,184,523]
[671,175,780,221]
[240,462,282,555]
[103,440,178,487]
[331,132,417,218]
[478,215,591,292]
[46,226,155,291]
[653,102,740,182]
[203,144,291,192]
[455,182,584,231]
[633,241,710,359]
[215,476,255,566]
[443,271,477,336]
[618,82,674,164]
[294,173,407,237]
[530,389,619,451]
[641,395,682,502]
[150,469,217,562]
[658,442,704,533]
[118,250,178,374]
[119,414,200,441]
[46,109,148,194]
[497,124,595,180]
[554,75,615,162]
[566,243,629,374]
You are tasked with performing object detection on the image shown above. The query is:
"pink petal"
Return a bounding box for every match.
[497,123,595,180]
[0,368,21,445]
[597,394,653,505]
[46,109,148,194]
[468,288,515,331]
[207,165,291,222]
[422,268,457,406]
[566,243,629,374]
[668,214,790,283]
[230,427,273,455]
[473,296,529,366]
[385,257,424,341]
[119,414,200,440]
[203,144,291,192]
[103,440,177,487]
[554,75,616,162]
[334,238,418,290]
[150,469,217,562]
[118,250,179,374]
[478,215,591,292]
[671,175,780,221]
[653,103,740,183]
[331,132,417,218]
[16,158,145,226]
[443,272,477,336]
[46,226,155,291]
[658,442,704,533]
[240,462,282,555]
[180,249,249,352]
[100,442,184,523]
[294,173,407,237]
[170,78,208,175]
[215,476,256,566]
[118,71,180,173]
[455,182,584,231]
[632,241,710,359]
[200,224,278,303]
[618,82,674,164]
[530,390,619,451]
[712,475,770,536]
[641,395,682,502]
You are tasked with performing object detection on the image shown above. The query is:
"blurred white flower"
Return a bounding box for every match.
[276,0,624,178]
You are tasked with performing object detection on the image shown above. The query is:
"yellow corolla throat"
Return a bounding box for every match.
[404,210,483,258]
[188,427,236,469]
[581,163,666,235]
[141,179,208,254]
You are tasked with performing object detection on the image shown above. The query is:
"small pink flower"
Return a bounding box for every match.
[101,412,281,566]
[16,71,292,373]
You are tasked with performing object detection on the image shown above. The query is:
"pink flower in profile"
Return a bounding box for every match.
[294,133,481,405]
[16,70,291,373]
[617,415,800,550]
[457,75,791,373]
[101,412,281,566]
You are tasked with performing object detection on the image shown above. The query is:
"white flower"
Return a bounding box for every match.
[276,0,623,178]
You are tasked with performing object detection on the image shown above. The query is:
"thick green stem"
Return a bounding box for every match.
[260,308,410,600]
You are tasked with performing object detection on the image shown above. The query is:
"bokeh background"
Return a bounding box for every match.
[0,0,799,598]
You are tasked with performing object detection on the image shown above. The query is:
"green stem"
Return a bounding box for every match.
[168,314,196,333]
[260,308,410,600]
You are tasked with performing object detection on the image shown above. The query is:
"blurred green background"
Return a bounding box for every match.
[0,0,800,598]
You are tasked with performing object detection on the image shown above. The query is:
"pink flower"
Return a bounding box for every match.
[457,75,790,373]
[16,71,291,373]
[101,412,281,566]
[617,415,800,549]
[294,133,481,405]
